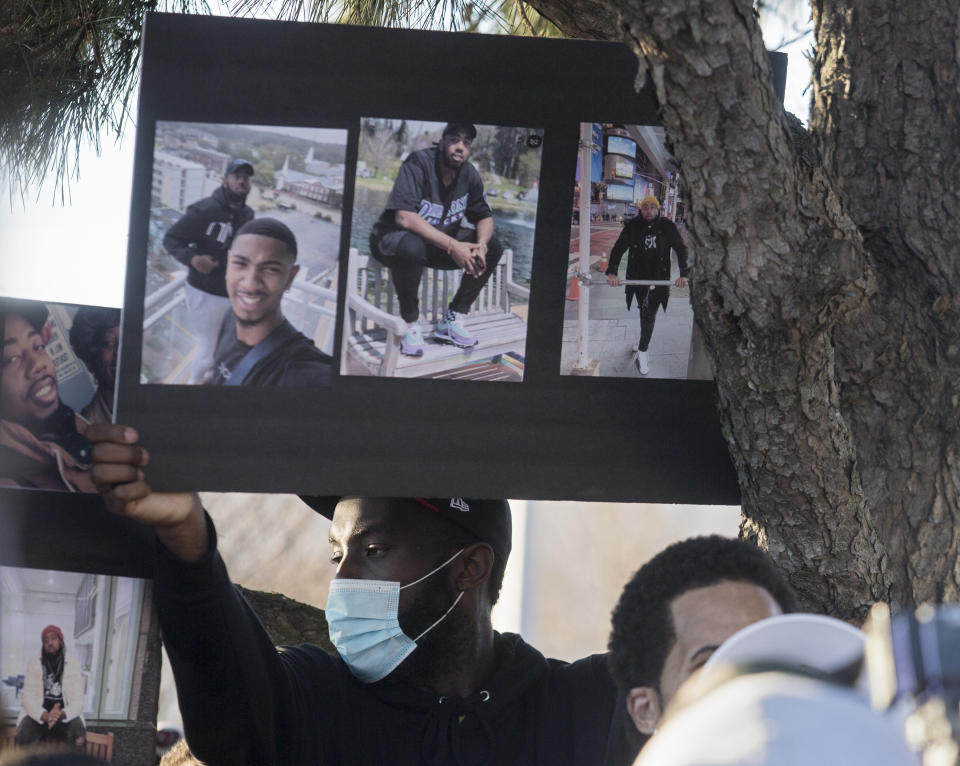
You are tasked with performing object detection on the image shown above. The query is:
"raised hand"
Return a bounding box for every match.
[88,424,209,561]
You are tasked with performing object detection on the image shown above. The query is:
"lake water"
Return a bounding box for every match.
[350,186,536,287]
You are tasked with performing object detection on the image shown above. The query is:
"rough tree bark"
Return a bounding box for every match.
[527,0,960,620]
[237,585,335,650]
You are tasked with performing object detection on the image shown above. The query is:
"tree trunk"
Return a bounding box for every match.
[528,0,960,620]
[237,585,335,650]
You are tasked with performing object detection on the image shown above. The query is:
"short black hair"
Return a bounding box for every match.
[2,298,49,335]
[234,217,298,260]
[425,512,507,606]
[608,535,798,692]
[68,307,121,374]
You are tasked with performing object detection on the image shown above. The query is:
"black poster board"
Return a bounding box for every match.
[0,489,156,577]
[118,13,743,504]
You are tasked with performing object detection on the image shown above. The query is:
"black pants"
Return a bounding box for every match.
[634,286,667,352]
[16,715,86,746]
[371,230,504,323]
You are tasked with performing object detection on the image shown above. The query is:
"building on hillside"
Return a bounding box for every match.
[151,153,205,212]
[275,156,345,208]
[180,146,232,176]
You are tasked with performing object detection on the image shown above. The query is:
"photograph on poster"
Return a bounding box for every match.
[1,298,120,493]
[343,119,542,381]
[561,123,711,381]
[142,121,348,387]
[0,566,150,755]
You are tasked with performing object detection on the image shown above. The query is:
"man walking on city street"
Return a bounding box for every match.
[163,158,255,383]
[606,196,689,375]
[369,123,504,357]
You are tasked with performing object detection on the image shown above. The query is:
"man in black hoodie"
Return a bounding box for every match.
[605,196,689,376]
[86,435,633,766]
[163,158,255,383]
[369,123,504,357]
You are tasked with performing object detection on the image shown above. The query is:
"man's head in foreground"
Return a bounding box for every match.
[2,301,58,429]
[222,158,253,205]
[304,496,510,684]
[225,218,299,331]
[638,196,660,222]
[439,123,477,172]
[608,535,797,741]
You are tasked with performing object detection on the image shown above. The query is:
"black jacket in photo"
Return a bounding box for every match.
[162,186,255,297]
[606,215,689,311]
[371,146,492,257]
[209,318,332,387]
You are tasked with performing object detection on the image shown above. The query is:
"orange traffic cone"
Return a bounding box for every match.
[566,274,580,301]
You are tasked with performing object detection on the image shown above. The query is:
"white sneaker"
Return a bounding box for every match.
[635,350,649,375]
[631,342,640,353]
[401,321,425,357]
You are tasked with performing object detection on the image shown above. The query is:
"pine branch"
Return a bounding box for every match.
[0,0,208,205]
[1,0,557,203]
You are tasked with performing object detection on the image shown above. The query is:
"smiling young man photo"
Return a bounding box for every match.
[207,217,332,387]
[0,299,95,492]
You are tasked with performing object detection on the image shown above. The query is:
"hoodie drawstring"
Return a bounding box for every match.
[422,690,493,766]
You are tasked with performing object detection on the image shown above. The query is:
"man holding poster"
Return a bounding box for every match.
[369,123,505,357]
[87,429,634,766]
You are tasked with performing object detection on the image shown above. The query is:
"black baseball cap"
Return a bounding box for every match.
[1,298,49,333]
[301,496,512,564]
[441,123,477,140]
[226,158,254,176]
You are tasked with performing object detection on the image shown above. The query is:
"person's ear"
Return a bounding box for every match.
[626,686,661,735]
[285,263,300,290]
[454,542,494,595]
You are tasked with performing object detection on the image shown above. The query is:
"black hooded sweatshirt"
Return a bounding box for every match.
[156,517,636,766]
[162,186,255,297]
[606,215,689,313]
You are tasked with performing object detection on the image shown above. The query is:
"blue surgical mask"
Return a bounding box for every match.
[325,549,464,683]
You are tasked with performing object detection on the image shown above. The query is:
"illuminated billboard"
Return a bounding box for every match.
[615,159,634,179]
[607,135,636,158]
[606,183,635,201]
